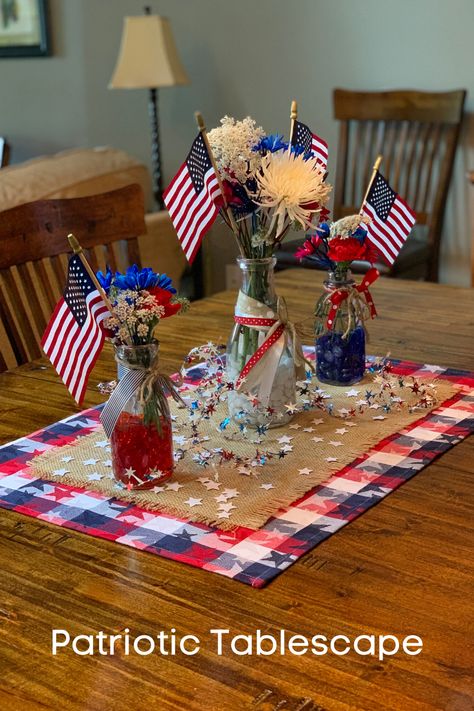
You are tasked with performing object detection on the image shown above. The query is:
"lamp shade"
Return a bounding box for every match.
[109,15,189,89]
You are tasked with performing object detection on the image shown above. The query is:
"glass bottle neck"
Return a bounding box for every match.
[114,342,159,370]
[237,257,277,308]
[324,269,355,291]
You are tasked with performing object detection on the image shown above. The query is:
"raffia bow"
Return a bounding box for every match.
[272,297,315,378]
[324,267,379,338]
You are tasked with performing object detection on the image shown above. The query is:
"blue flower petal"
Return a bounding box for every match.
[111,264,176,292]
[253,134,288,153]
[96,267,113,292]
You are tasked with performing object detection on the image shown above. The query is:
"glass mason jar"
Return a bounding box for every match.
[315,270,365,386]
[226,257,296,427]
[110,342,174,490]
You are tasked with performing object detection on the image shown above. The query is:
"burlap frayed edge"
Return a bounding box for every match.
[27,380,457,531]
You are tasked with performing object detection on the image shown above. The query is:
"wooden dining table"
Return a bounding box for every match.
[1,269,473,711]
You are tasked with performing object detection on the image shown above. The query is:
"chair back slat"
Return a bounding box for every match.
[33,259,60,313]
[361,120,376,193]
[0,288,28,365]
[334,121,348,212]
[421,123,443,216]
[382,120,397,183]
[1,268,42,360]
[402,122,422,198]
[411,122,432,211]
[84,247,99,274]
[127,238,142,267]
[349,122,363,205]
[392,121,409,191]
[104,243,119,273]
[0,184,146,372]
[333,89,466,280]
[16,263,48,338]
[49,255,68,300]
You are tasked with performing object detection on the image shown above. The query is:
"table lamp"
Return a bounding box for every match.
[109,7,189,209]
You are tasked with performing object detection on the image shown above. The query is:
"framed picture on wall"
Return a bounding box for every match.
[0,0,50,57]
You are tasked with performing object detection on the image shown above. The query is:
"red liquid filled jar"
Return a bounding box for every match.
[110,343,173,490]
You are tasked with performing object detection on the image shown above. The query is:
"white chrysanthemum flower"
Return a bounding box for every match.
[329,214,371,240]
[253,152,332,237]
[207,115,265,183]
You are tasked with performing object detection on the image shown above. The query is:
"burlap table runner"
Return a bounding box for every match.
[29,375,455,530]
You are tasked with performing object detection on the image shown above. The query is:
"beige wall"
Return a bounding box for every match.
[1,0,473,286]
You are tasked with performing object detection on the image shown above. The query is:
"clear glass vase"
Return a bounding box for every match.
[315,270,365,386]
[110,342,174,490]
[226,257,296,427]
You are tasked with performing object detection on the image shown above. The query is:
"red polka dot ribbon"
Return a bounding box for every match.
[326,267,379,331]
[234,318,285,388]
[234,315,277,328]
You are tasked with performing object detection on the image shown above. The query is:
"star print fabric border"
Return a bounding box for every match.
[0,358,473,587]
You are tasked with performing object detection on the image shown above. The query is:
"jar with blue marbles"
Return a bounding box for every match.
[314,269,366,386]
[294,214,380,387]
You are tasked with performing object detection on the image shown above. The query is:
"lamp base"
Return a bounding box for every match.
[148,87,164,210]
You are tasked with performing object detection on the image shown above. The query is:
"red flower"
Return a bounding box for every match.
[222,179,244,206]
[300,199,321,211]
[318,206,331,223]
[146,287,181,318]
[101,324,115,339]
[295,235,321,261]
[327,237,378,263]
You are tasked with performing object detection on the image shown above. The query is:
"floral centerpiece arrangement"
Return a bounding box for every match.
[97,265,188,490]
[165,106,416,418]
[205,115,332,426]
[295,215,380,386]
[98,265,184,345]
[207,116,331,257]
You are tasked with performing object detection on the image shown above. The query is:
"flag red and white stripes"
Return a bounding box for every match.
[164,133,222,263]
[41,254,109,404]
[362,171,416,266]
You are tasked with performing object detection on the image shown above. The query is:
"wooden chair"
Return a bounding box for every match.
[0,137,10,167]
[469,170,474,288]
[277,89,466,282]
[0,183,146,371]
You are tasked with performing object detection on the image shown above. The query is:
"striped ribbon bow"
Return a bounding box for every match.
[233,292,313,406]
[100,361,185,438]
[325,267,379,335]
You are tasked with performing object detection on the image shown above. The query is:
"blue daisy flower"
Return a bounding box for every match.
[253,134,288,153]
[353,225,368,242]
[96,267,113,293]
[113,265,176,293]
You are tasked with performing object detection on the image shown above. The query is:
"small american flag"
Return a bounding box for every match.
[362,171,416,266]
[291,119,329,169]
[41,254,109,404]
[164,133,222,263]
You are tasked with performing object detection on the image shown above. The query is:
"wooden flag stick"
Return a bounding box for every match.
[288,99,298,153]
[194,111,244,254]
[67,233,113,313]
[359,154,383,214]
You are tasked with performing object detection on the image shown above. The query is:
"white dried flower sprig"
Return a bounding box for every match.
[207,115,265,183]
[329,214,371,240]
[252,152,332,238]
[104,290,165,345]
